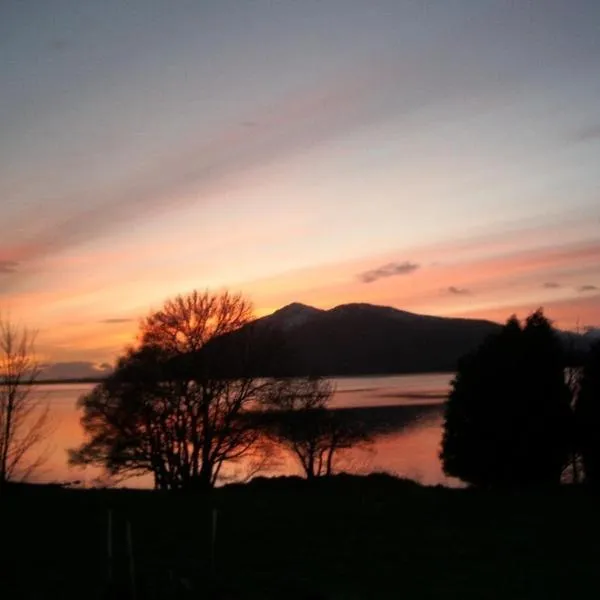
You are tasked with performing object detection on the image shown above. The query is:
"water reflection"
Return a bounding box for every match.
[31,373,458,487]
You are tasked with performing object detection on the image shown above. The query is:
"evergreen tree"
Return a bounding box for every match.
[441,309,572,487]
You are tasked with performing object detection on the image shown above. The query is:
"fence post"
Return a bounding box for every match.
[126,520,137,600]
[107,510,113,586]
[211,508,218,575]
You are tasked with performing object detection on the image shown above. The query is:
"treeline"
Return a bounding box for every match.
[70,291,370,490]
[66,291,600,492]
[441,309,600,488]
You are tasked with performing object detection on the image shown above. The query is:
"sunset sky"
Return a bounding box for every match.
[1,0,600,374]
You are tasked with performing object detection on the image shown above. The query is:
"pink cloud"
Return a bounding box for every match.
[246,236,600,329]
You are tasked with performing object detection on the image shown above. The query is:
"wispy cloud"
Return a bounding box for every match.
[359,261,419,284]
[1,69,406,271]
[0,260,18,274]
[447,286,472,295]
[0,23,532,280]
[99,318,135,324]
[543,282,561,289]
[571,123,600,143]
[48,38,68,52]
[578,285,598,293]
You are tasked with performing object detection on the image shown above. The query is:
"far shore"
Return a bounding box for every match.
[34,370,455,386]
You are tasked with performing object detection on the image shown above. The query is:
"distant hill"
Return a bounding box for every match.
[248,302,502,376]
[38,361,113,382]
[40,306,599,380]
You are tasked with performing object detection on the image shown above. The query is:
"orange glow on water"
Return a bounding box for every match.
[33,374,456,488]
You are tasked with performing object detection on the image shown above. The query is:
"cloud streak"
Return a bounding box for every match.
[99,318,135,324]
[572,123,600,143]
[0,260,18,274]
[0,12,537,280]
[359,261,419,284]
[447,286,471,295]
[543,282,561,289]
[1,66,413,271]
[579,285,598,293]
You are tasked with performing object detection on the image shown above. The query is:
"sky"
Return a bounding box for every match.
[1,0,600,374]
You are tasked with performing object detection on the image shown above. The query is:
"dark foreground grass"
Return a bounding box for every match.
[4,474,600,599]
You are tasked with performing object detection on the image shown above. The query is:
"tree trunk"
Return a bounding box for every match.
[325,446,335,477]
[197,462,213,491]
[304,451,316,479]
[0,388,15,486]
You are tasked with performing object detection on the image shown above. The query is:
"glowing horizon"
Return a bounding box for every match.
[1,1,599,374]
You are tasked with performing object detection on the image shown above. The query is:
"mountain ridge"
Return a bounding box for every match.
[38,303,600,380]
[251,302,502,376]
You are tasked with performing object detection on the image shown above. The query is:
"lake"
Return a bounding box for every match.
[31,373,460,488]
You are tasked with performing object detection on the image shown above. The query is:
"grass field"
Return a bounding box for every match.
[4,474,600,599]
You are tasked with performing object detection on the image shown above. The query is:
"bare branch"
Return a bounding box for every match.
[0,314,52,489]
[71,289,278,491]
[265,376,372,479]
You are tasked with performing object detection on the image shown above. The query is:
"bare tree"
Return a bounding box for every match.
[265,377,371,479]
[141,290,253,355]
[0,316,51,490]
[70,290,280,490]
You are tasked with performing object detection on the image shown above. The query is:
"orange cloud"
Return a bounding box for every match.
[245,236,600,329]
[6,217,599,363]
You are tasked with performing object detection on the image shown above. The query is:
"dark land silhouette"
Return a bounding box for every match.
[35,302,599,382]
[222,302,503,376]
[5,475,600,599]
[3,291,600,599]
[441,309,574,488]
[69,291,502,492]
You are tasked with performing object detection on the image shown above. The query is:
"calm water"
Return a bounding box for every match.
[31,373,459,487]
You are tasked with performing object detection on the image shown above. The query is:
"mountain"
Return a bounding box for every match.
[38,361,113,381]
[260,302,325,331]
[39,306,597,381]
[250,302,502,376]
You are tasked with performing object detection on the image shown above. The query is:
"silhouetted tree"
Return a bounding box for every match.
[0,316,51,491]
[70,290,280,491]
[265,377,371,479]
[440,309,573,488]
[574,341,600,486]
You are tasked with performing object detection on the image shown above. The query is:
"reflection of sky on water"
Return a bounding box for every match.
[330,373,452,408]
[31,374,456,487]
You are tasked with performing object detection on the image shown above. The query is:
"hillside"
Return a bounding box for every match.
[250,302,501,376]
[40,304,598,380]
